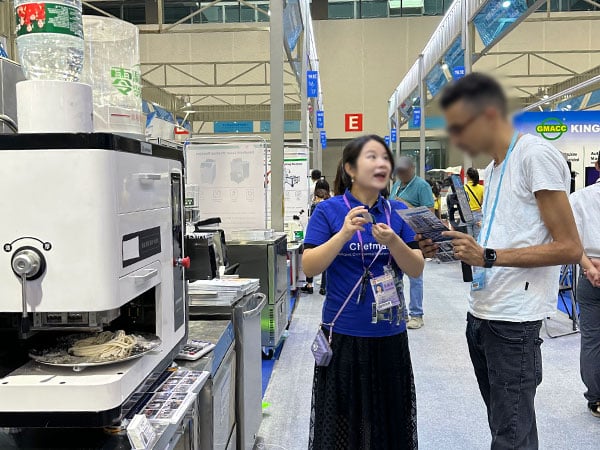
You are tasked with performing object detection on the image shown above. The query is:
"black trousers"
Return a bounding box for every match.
[578,274,600,405]
[466,313,543,450]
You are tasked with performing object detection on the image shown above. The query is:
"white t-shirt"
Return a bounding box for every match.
[569,179,600,259]
[469,134,571,322]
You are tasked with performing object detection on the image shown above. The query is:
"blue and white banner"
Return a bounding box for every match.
[320,130,327,149]
[452,66,466,80]
[391,128,397,143]
[473,0,528,47]
[514,111,600,188]
[384,135,390,146]
[316,110,324,129]
[307,71,319,98]
[412,107,421,128]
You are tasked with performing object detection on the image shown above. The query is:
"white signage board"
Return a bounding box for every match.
[186,143,267,233]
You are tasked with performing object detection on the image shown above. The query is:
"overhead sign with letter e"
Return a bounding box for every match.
[345,113,363,132]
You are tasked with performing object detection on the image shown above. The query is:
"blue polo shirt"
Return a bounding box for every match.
[391,176,434,208]
[304,190,416,337]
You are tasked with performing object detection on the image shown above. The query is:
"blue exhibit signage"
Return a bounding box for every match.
[408,115,445,130]
[444,37,465,74]
[320,130,327,149]
[214,121,254,134]
[260,120,301,133]
[452,66,466,80]
[391,128,397,143]
[384,135,390,146]
[473,0,528,47]
[316,110,325,129]
[412,108,421,128]
[307,71,319,98]
[513,111,600,187]
[283,0,303,52]
[425,64,448,98]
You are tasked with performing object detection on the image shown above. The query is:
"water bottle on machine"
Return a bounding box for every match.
[15,0,84,81]
[14,0,92,133]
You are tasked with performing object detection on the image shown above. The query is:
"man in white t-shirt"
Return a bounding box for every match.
[569,160,600,417]
[418,73,582,449]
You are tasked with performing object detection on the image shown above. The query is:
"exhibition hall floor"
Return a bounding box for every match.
[257,261,600,450]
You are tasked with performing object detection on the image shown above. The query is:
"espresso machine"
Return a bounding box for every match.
[0,133,189,427]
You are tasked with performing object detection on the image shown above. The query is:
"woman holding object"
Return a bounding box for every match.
[303,135,423,450]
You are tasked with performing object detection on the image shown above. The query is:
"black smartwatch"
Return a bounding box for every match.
[483,248,497,269]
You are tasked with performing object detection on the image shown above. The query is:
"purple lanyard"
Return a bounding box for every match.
[342,193,392,269]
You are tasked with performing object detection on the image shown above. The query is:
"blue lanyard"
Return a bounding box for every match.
[479,131,520,248]
[395,176,416,199]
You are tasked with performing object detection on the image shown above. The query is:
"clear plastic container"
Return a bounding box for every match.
[81,15,143,135]
[15,0,84,81]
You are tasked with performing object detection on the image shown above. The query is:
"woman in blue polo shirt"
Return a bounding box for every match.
[303,135,424,449]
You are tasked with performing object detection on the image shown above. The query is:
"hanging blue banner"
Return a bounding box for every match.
[316,110,324,129]
[214,121,254,133]
[320,130,327,149]
[452,66,466,80]
[391,128,397,143]
[473,0,528,47]
[384,136,390,146]
[307,71,319,98]
[425,64,448,98]
[412,108,421,127]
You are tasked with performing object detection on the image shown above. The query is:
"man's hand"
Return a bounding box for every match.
[442,230,485,267]
[584,265,600,288]
[591,258,600,272]
[415,234,439,259]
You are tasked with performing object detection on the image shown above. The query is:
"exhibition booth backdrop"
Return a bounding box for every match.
[514,111,600,190]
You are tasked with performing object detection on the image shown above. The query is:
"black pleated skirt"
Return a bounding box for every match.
[309,330,418,450]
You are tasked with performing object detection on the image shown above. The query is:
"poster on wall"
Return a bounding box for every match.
[514,111,600,190]
[265,146,311,227]
[284,150,311,223]
[185,143,267,233]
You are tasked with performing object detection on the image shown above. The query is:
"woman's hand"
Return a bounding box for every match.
[372,223,399,247]
[339,206,369,241]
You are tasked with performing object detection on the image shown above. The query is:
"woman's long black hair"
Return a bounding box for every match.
[467,167,479,186]
[333,135,395,196]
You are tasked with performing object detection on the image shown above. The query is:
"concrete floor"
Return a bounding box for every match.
[257,261,600,450]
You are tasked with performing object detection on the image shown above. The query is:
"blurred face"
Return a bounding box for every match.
[444,99,497,157]
[397,166,415,184]
[345,140,392,192]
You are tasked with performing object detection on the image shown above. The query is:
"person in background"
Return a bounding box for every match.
[390,156,434,330]
[310,169,322,194]
[304,135,424,449]
[465,167,484,240]
[419,72,582,449]
[569,159,600,417]
[431,180,442,219]
[313,178,331,203]
[302,184,332,295]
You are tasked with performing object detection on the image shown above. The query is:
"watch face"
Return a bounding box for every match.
[485,248,497,261]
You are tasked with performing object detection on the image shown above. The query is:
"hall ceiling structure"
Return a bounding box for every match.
[470,11,600,110]
[82,0,305,122]
[390,1,600,126]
